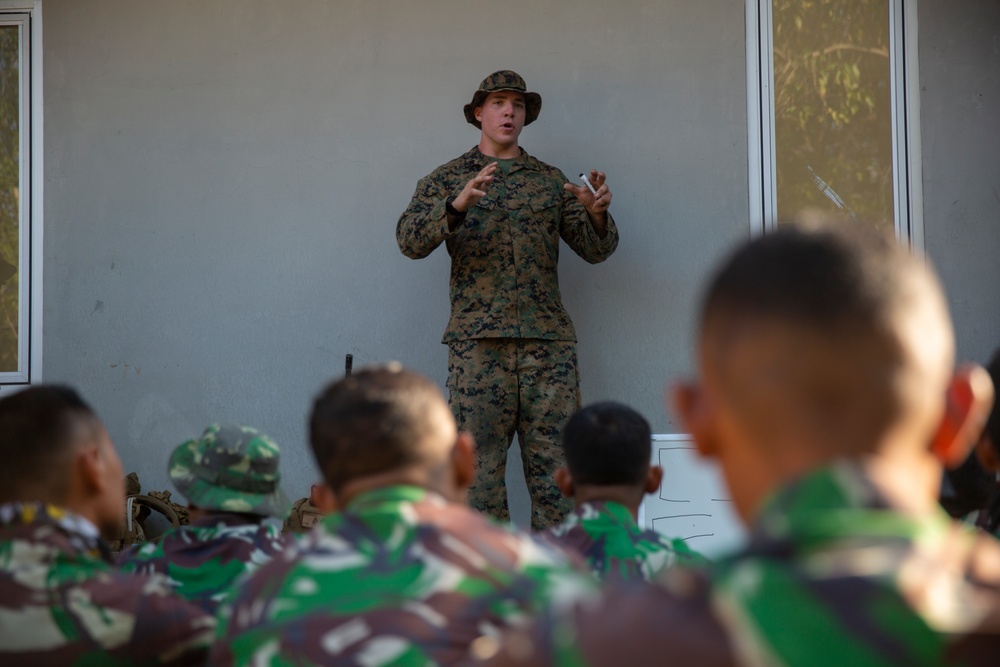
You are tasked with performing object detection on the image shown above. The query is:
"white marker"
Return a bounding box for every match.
[579,173,598,196]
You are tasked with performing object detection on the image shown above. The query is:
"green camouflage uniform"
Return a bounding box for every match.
[212,484,595,666]
[496,462,1000,666]
[397,143,618,529]
[0,502,214,665]
[167,423,289,518]
[118,424,291,615]
[542,500,708,582]
[118,514,289,615]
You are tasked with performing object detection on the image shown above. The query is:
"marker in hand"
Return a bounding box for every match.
[579,173,598,197]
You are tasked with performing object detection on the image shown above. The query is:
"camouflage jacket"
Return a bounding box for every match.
[487,462,1000,667]
[0,502,214,666]
[212,484,595,666]
[118,512,289,615]
[396,146,619,343]
[542,500,708,582]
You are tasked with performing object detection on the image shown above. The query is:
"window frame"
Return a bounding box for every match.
[745,0,923,250]
[0,0,40,390]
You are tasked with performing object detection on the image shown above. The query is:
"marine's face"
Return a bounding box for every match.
[475,91,526,151]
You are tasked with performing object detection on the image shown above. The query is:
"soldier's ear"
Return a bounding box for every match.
[930,364,995,468]
[76,442,105,494]
[670,380,720,460]
[452,431,476,492]
[309,483,337,513]
[644,465,663,495]
[554,466,574,499]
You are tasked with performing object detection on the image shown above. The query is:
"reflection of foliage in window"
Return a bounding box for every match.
[0,26,18,372]
[773,0,894,231]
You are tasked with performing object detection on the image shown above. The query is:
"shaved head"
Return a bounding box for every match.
[700,221,954,457]
[0,385,103,504]
[309,365,458,494]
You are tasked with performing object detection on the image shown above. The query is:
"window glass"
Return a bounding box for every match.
[772,0,894,231]
[0,25,19,372]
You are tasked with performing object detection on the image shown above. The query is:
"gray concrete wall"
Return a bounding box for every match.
[42,0,749,519]
[919,0,1000,366]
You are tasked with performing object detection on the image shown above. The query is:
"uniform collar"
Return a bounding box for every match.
[343,484,446,512]
[572,499,636,526]
[0,501,109,561]
[465,145,542,174]
[749,461,953,551]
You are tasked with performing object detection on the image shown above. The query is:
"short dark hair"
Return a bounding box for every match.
[985,347,1000,454]
[309,366,448,494]
[702,221,930,337]
[562,402,652,487]
[0,385,100,502]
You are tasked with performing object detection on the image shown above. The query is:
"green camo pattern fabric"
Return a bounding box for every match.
[0,502,215,666]
[531,462,1000,666]
[118,513,289,615]
[543,500,709,582]
[212,484,595,666]
[168,423,288,518]
[396,146,618,343]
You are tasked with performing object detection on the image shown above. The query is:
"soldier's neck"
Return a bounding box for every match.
[479,137,520,160]
[573,485,646,521]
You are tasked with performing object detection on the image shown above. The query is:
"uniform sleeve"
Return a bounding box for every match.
[396,172,459,260]
[557,178,619,265]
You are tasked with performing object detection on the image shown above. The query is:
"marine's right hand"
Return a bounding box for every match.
[452,162,498,212]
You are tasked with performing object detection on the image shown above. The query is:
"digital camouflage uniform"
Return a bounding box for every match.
[397,73,619,529]
[118,513,289,615]
[0,502,214,665]
[212,484,595,666]
[542,500,709,583]
[117,424,291,615]
[490,462,1000,667]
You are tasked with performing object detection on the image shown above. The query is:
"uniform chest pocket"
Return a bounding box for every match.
[507,181,559,213]
[528,191,560,214]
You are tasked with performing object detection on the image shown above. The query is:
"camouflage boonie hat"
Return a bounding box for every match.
[168,424,290,518]
[464,70,542,129]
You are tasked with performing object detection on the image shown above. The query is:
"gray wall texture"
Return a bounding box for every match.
[40,0,997,520]
[919,0,1000,367]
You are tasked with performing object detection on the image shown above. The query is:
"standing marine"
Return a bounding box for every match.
[396,70,619,529]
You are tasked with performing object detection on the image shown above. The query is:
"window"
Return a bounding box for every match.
[0,1,39,388]
[747,0,922,247]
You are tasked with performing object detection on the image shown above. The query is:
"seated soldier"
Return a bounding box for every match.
[971,347,1000,535]
[543,401,707,581]
[475,221,1000,666]
[0,385,214,665]
[212,365,592,666]
[118,423,291,614]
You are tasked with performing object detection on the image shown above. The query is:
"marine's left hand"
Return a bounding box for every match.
[564,169,612,217]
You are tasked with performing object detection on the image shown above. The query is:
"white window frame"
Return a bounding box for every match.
[0,0,40,390]
[746,0,923,251]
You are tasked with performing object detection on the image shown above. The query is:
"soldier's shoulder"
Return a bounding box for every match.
[522,152,567,179]
[423,148,481,180]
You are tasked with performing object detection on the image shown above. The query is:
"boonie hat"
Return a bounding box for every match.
[168,423,289,518]
[464,70,542,129]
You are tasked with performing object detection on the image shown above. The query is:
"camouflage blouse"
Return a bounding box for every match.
[212,484,594,666]
[397,146,619,343]
[490,463,1000,667]
[118,512,290,614]
[0,502,214,666]
[542,500,708,582]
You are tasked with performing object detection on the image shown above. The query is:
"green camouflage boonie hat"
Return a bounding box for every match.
[464,70,542,129]
[168,424,290,518]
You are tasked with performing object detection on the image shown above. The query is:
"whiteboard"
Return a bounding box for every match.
[638,434,746,558]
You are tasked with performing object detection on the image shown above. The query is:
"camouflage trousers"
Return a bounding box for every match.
[447,338,578,530]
